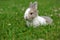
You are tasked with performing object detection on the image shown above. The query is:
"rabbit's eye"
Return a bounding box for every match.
[30,13,33,15]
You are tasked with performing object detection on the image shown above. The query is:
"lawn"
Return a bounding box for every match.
[0,0,60,40]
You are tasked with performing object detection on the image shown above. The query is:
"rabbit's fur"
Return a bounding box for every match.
[24,2,53,27]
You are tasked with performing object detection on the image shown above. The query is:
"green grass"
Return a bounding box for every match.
[0,0,60,40]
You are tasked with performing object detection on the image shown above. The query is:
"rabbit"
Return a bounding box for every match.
[24,1,53,27]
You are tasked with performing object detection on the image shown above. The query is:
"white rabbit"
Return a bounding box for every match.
[24,2,53,27]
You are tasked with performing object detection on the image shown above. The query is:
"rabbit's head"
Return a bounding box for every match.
[24,2,38,21]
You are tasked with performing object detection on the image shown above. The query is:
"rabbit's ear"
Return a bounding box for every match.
[29,2,33,7]
[32,1,37,9]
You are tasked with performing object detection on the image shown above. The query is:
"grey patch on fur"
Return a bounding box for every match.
[41,16,53,24]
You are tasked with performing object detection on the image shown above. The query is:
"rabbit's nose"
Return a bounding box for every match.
[26,17,28,20]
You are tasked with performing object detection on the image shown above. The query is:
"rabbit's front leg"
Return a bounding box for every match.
[26,21,33,27]
[26,21,30,27]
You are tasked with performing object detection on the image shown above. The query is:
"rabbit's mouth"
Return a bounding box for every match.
[26,18,33,21]
[25,17,34,21]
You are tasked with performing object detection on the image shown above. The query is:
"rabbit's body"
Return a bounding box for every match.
[24,2,53,27]
[41,16,53,24]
